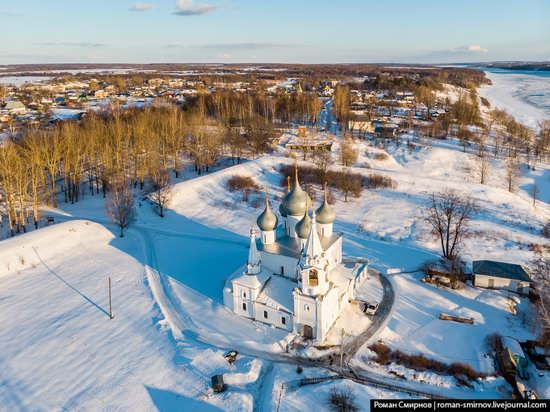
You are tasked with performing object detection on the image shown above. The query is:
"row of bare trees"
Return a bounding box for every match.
[0,101,275,236]
[202,90,324,128]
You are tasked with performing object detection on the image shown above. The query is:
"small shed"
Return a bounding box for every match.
[211,374,226,393]
[473,260,531,295]
[374,124,398,138]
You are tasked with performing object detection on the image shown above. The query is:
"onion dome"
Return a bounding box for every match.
[282,165,311,216]
[257,190,278,231]
[295,200,311,239]
[315,191,336,224]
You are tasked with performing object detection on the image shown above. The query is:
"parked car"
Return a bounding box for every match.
[366,303,379,315]
[359,301,379,316]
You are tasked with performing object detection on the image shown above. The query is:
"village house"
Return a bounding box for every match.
[283,127,334,153]
[348,115,373,134]
[472,260,531,295]
[3,101,26,115]
[223,171,368,342]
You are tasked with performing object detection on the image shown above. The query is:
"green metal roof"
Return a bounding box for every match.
[473,260,531,282]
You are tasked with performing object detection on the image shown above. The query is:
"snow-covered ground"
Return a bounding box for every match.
[1,71,550,408]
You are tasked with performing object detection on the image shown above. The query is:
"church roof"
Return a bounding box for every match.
[256,275,297,314]
[258,228,343,259]
[232,267,271,289]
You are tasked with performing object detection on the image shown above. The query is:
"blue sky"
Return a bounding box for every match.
[0,0,549,64]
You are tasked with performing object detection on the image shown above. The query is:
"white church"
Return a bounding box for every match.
[223,168,368,342]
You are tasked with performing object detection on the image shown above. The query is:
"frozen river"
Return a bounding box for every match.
[478,68,550,129]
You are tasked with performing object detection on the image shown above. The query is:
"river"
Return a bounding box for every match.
[477,68,550,129]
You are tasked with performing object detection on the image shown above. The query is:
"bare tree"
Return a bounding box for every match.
[312,150,332,189]
[339,138,358,167]
[532,183,540,207]
[148,168,173,217]
[334,170,362,202]
[505,158,521,193]
[424,190,477,260]
[105,182,136,237]
[473,154,490,185]
[530,250,550,347]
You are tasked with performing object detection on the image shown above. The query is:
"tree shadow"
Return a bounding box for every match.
[32,246,110,318]
[145,385,223,412]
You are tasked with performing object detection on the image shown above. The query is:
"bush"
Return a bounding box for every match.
[363,173,397,189]
[372,152,389,161]
[328,385,358,412]
[280,165,364,201]
[542,222,550,239]
[227,175,259,202]
[227,175,258,192]
[296,366,303,374]
[368,343,486,380]
[484,333,502,355]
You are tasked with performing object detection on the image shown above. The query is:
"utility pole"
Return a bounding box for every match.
[340,328,345,372]
[109,277,114,319]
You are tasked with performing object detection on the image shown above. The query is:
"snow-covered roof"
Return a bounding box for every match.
[256,274,296,314]
[258,230,342,259]
[232,267,271,290]
[502,337,526,360]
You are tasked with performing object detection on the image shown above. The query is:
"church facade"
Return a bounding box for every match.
[223,169,368,342]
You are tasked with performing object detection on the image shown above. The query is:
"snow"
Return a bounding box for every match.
[0,76,51,86]
[2,70,550,407]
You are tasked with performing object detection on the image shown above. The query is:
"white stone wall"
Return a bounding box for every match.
[260,251,298,279]
[232,283,261,318]
[285,215,302,238]
[253,302,293,332]
[293,292,320,338]
[474,274,530,295]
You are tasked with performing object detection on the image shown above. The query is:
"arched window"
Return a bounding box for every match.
[309,269,319,286]
[304,304,310,312]
[242,302,247,311]
[242,290,247,299]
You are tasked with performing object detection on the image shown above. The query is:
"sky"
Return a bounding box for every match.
[0,0,549,64]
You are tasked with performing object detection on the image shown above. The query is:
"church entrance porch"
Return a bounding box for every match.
[302,324,313,339]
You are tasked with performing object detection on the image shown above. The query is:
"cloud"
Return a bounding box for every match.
[130,3,156,12]
[455,44,489,53]
[198,42,301,50]
[173,0,217,16]
[0,11,21,16]
[218,53,232,59]
[32,42,106,48]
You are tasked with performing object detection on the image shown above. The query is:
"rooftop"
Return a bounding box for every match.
[473,260,531,282]
[256,274,297,314]
[258,229,343,259]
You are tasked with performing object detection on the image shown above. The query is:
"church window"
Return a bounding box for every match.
[242,302,247,311]
[281,266,284,275]
[309,270,319,286]
[263,310,268,319]
[304,304,310,312]
[281,317,286,325]
[242,290,247,298]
